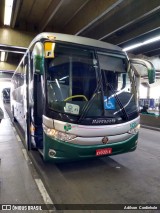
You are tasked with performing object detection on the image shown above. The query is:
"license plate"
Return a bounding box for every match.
[96,148,112,156]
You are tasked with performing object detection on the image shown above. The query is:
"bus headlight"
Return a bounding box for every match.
[43,125,76,142]
[128,124,140,134]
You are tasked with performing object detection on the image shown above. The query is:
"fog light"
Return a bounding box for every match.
[135,140,138,145]
[49,149,56,158]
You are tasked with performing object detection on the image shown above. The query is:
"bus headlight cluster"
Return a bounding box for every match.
[43,125,76,142]
[128,124,140,134]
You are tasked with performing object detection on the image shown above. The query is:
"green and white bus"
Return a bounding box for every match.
[11,33,155,162]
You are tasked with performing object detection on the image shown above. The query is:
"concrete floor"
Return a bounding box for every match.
[30,129,160,213]
[0,108,49,212]
[1,104,160,213]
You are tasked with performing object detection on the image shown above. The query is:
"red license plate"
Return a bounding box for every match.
[96,148,112,156]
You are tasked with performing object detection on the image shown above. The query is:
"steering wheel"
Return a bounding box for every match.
[64,95,88,101]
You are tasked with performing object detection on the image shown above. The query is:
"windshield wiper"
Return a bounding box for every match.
[78,81,129,123]
[78,79,102,123]
[107,83,129,120]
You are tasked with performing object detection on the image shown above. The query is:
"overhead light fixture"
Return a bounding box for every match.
[4,0,14,26]
[0,52,6,61]
[123,35,160,52]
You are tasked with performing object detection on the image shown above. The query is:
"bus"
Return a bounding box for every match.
[11,33,155,162]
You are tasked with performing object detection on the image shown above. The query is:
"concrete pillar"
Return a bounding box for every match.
[0,28,36,71]
[0,27,36,47]
[147,87,150,99]
[0,62,17,71]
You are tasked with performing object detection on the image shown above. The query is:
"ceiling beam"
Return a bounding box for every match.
[79,0,160,40]
[119,28,160,49]
[63,0,123,35]
[144,48,160,57]
[39,0,64,32]
[0,27,36,48]
[0,62,18,71]
[0,45,26,54]
[51,0,90,31]
[129,40,160,55]
[104,13,160,45]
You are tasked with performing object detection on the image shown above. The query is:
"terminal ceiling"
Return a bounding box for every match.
[0,0,160,79]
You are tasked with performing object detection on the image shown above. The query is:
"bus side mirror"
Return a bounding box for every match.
[32,42,44,75]
[130,58,156,84]
[34,55,44,75]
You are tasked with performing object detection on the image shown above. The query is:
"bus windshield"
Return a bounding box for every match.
[46,44,138,123]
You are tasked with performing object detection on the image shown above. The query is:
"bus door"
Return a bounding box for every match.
[27,52,44,150]
[24,52,35,150]
[27,42,45,150]
[31,72,43,149]
[25,52,43,150]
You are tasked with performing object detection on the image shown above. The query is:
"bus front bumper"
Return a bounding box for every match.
[42,132,138,162]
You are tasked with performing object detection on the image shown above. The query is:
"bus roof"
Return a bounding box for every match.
[29,32,122,52]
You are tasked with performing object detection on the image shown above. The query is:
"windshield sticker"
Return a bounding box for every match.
[104,96,115,110]
[64,103,80,115]
[44,42,55,58]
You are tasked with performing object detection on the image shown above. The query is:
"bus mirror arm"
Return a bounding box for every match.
[130,58,156,84]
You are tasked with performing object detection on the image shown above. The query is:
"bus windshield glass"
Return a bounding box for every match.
[46,44,138,122]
